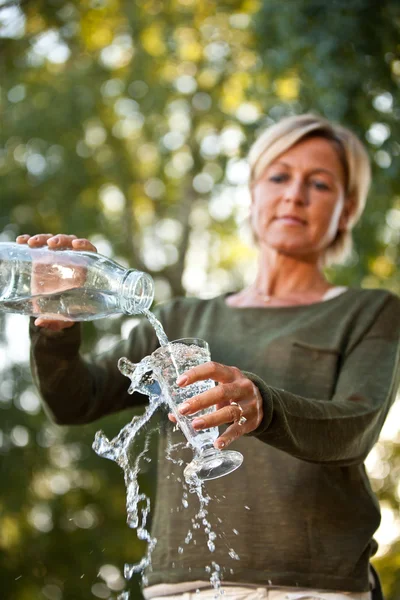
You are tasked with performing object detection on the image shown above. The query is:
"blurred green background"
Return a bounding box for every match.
[0,1,400,599]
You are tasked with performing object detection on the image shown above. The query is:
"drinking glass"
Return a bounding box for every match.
[118,338,243,482]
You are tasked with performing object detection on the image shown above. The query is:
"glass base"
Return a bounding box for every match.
[183,448,243,482]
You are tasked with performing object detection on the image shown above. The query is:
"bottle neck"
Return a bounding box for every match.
[120,269,154,314]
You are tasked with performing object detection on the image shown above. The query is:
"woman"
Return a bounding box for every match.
[24,114,400,600]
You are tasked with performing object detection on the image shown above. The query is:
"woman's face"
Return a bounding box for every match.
[250,136,349,261]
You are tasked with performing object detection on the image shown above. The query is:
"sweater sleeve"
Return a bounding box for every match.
[30,305,165,426]
[244,294,400,466]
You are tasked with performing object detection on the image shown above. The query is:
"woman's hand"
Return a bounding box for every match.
[169,362,264,449]
[16,233,97,331]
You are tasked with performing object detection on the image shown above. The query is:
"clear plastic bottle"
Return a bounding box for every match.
[0,242,154,321]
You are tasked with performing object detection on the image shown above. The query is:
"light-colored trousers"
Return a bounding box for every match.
[150,586,372,600]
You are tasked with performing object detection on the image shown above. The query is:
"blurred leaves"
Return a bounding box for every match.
[0,0,400,599]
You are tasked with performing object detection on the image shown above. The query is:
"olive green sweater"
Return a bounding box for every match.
[30,288,400,593]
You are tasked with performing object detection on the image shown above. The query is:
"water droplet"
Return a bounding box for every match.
[232,528,239,535]
[207,540,215,552]
[185,531,193,544]
[178,546,184,554]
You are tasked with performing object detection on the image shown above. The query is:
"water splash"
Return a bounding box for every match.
[93,313,241,595]
[93,396,162,585]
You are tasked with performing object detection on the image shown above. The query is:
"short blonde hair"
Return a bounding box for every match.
[248,113,372,266]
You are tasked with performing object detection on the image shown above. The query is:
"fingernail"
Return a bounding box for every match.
[176,375,188,386]
[216,440,226,449]
[52,237,60,244]
[192,418,205,429]
[178,403,190,414]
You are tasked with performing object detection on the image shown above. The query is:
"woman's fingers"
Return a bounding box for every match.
[191,403,245,430]
[46,234,77,249]
[71,238,98,252]
[215,422,247,450]
[16,234,33,244]
[17,233,54,246]
[177,382,239,416]
[16,233,97,253]
[176,361,240,387]
[46,235,97,252]
[171,363,264,447]
[34,317,75,331]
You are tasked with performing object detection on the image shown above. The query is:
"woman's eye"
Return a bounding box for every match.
[269,173,289,183]
[311,180,330,191]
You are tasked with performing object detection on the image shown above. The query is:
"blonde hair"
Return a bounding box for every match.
[248,114,371,266]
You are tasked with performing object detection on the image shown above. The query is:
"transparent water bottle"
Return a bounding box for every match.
[0,242,154,321]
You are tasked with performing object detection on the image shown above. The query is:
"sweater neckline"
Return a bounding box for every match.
[219,287,351,311]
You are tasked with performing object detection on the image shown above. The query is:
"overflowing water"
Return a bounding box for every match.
[92,396,162,586]
[93,309,239,598]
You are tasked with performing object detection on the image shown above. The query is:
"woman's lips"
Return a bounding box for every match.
[275,216,307,225]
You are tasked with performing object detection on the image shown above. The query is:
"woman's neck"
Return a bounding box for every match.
[227,248,332,308]
[253,249,330,298]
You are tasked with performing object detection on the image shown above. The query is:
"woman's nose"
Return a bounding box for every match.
[283,180,308,205]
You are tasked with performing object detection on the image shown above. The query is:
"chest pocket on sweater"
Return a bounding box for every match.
[285,340,341,400]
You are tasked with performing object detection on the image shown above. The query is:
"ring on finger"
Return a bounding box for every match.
[230,401,247,426]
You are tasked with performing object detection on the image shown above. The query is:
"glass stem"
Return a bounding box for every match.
[199,443,216,456]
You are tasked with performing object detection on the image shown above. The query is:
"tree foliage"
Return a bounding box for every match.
[0,1,399,599]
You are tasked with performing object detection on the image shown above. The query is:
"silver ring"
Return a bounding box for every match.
[230,401,247,426]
